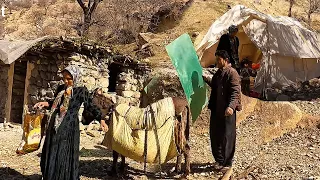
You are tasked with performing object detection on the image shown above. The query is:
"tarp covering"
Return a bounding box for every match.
[102,98,178,164]
[0,37,48,64]
[166,34,208,122]
[197,5,320,59]
[116,97,174,130]
[196,5,320,91]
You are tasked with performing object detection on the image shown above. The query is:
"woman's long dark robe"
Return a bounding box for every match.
[40,85,102,180]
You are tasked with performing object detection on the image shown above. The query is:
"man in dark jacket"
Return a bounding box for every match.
[203,50,242,172]
[217,25,240,72]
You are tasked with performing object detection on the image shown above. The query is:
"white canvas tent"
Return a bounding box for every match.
[196,5,320,93]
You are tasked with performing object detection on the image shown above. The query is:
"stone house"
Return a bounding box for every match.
[0,37,150,123]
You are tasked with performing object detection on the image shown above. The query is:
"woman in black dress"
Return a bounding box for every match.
[34,65,107,180]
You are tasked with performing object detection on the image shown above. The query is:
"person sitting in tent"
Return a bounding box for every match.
[216,25,240,72]
[240,58,257,96]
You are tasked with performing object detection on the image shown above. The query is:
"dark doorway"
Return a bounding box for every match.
[108,63,121,92]
[10,61,27,123]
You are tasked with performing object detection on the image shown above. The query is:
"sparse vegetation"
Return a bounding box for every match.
[287,0,295,17]
[0,1,320,180]
[1,0,320,59]
[86,0,192,44]
[75,0,102,37]
[308,0,320,25]
[0,18,4,39]
[1,0,192,44]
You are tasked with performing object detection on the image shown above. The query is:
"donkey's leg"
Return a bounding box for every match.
[183,106,191,175]
[184,143,191,175]
[175,116,183,173]
[110,150,119,176]
[175,153,183,173]
[119,155,126,173]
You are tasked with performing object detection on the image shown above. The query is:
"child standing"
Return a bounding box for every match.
[240,59,256,96]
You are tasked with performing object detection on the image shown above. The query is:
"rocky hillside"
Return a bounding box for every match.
[138,0,320,66]
[1,0,192,42]
[2,0,319,62]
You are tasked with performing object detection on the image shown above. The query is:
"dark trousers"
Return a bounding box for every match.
[209,111,236,167]
[241,79,250,96]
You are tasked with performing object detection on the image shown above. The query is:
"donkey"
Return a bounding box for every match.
[92,87,191,176]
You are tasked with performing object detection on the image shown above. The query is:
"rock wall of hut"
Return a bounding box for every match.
[26,52,110,107]
[0,40,150,123]
[0,64,10,121]
[25,53,149,108]
[116,67,148,105]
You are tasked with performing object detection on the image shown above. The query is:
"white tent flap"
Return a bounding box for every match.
[196,5,320,92]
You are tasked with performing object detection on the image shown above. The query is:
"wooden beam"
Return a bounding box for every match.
[5,62,15,123]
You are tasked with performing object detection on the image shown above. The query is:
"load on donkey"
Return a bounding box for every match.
[90,78,192,176]
[87,34,207,177]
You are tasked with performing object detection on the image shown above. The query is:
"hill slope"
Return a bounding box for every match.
[136,0,320,66]
[2,0,320,66]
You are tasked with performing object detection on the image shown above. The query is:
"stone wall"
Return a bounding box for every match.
[115,67,149,106]
[25,52,149,108]
[10,61,27,123]
[1,37,151,123]
[0,63,10,122]
[26,52,109,106]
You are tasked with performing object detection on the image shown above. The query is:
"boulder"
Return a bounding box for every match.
[96,78,109,89]
[121,91,135,98]
[28,85,39,96]
[69,55,81,61]
[82,76,96,87]
[191,31,200,38]
[297,114,320,129]
[236,94,258,126]
[116,84,132,91]
[137,32,156,49]
[255,101,303,142]
[131,85,138,92]
[90,70,100,78]
[31,69,39,77]
[133,92,141,99]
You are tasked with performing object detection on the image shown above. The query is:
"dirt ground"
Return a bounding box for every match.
[1,100,320,180]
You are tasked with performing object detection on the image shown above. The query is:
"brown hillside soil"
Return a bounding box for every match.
[1,0,320,179]
[0,100,319,179]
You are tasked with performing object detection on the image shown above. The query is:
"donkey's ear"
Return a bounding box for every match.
[111,96,117,104]
[104,93,117,104]
[143,76,159,94]
[143,77,153,89]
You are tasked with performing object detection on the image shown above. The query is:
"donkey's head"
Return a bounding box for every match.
[92,87,116,126]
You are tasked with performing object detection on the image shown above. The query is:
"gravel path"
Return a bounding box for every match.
[0,103,319,180]
[292,98,320,117]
